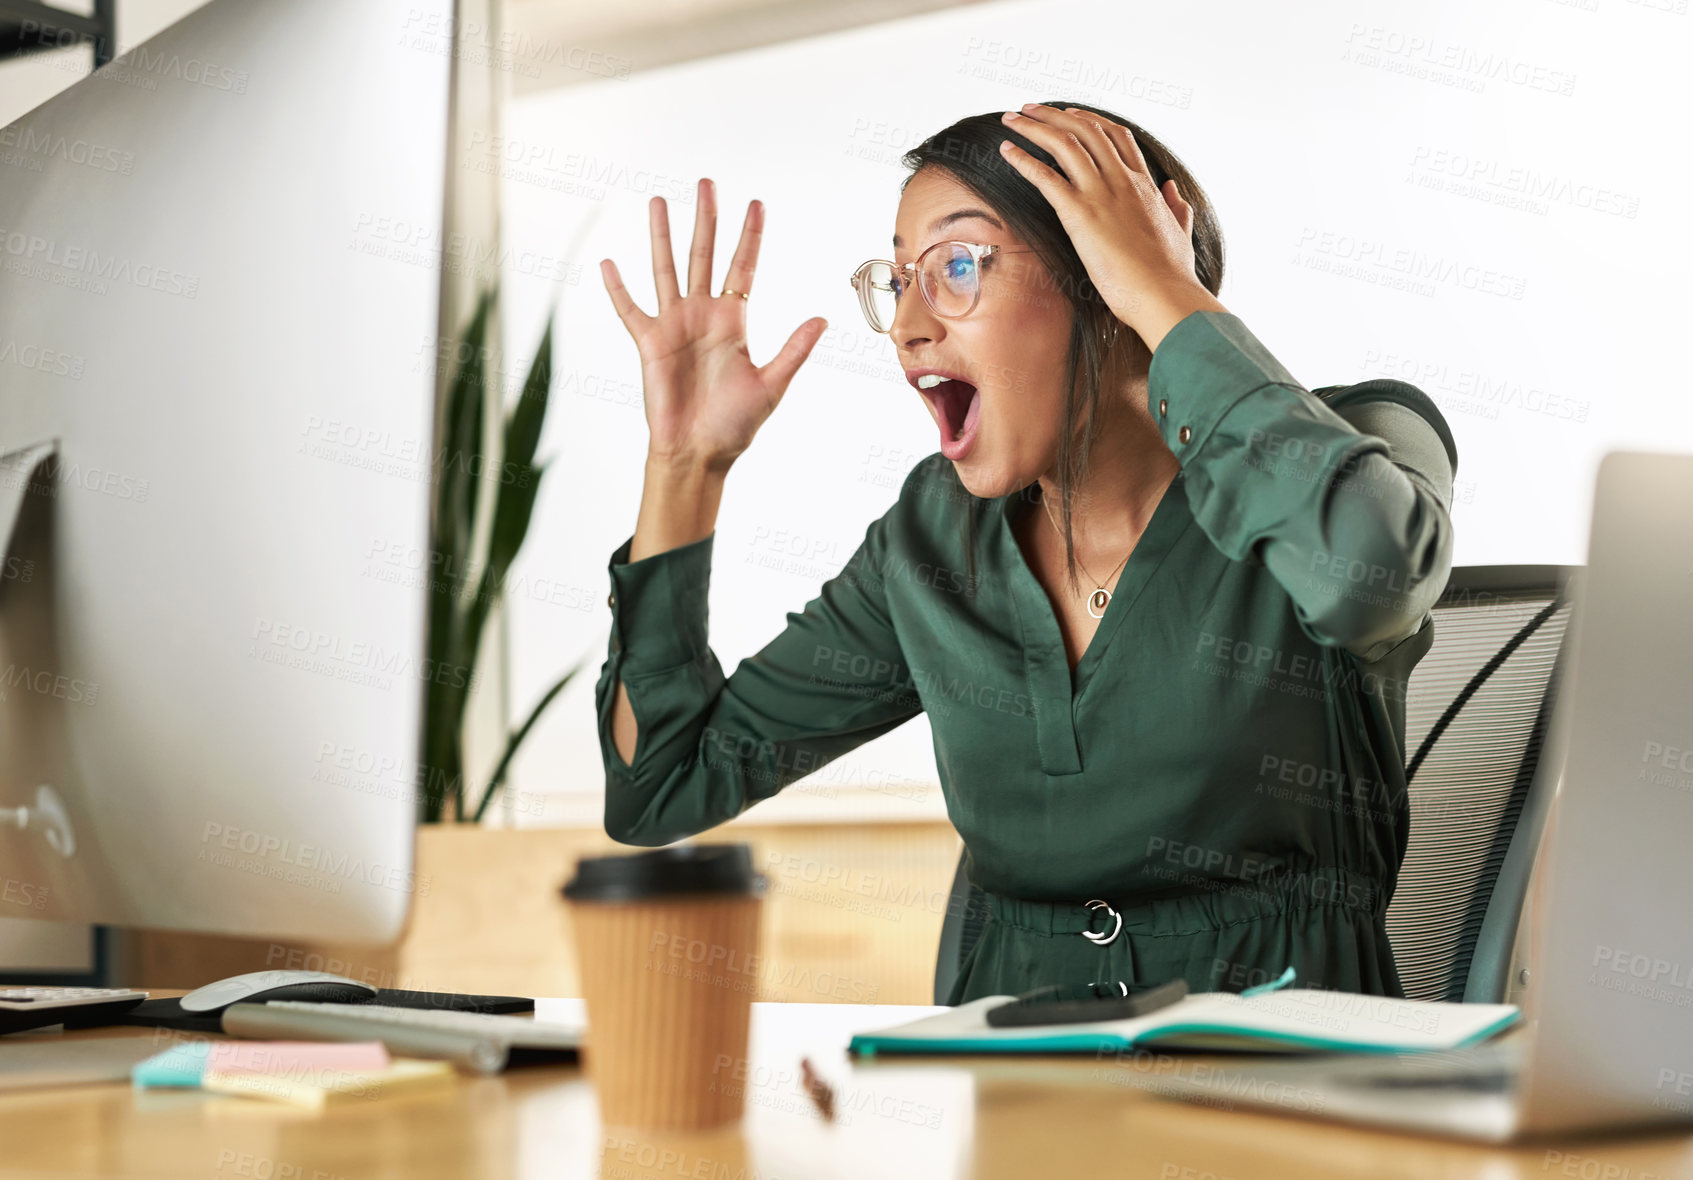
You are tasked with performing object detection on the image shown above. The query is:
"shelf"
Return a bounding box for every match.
[0,0,115,68]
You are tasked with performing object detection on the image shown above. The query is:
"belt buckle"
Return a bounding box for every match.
[1081,898,1121,946]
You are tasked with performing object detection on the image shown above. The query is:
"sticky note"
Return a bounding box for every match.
[133,1041,212,1088]
[201,1058,454,1110]
[204,1041,389,1075]
[132,1040,390,1089]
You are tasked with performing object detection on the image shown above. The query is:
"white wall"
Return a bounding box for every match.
[492,0,1691,824]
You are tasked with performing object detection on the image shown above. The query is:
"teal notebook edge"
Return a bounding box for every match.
[849,1031,1133,1057]
[847,1006,1522,1058]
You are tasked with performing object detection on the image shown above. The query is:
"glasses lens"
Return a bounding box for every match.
[856,244,982,333]
[859,261,899,333]
[920,243,978,317]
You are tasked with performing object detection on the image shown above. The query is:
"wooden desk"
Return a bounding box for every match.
[3,998,1692,1179]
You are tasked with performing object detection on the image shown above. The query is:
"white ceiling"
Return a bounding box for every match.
[504,0,984,94]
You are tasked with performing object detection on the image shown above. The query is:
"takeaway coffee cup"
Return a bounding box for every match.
[562,843,767,1131]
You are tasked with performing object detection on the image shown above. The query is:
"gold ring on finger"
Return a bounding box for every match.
[722,287,749,300]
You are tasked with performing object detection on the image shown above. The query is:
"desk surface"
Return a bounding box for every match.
[3,998,1693,1179]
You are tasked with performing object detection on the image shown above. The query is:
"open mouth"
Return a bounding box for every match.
[923,379,981,445]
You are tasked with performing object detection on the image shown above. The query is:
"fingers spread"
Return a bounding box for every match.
[757,315,826,398]
[600,257,648,330]
[648,195,681,311]
[686,177,716,297]
[722,199,764,301]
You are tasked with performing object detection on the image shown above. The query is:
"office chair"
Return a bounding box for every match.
[932,565,1578,1006]
[1387,565,1575,1002]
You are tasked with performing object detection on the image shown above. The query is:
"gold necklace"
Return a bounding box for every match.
[1039,491,1133,620]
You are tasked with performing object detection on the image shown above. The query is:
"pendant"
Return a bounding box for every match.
[1087,587,1111,619]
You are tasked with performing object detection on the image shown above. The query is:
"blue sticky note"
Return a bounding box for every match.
[132,1040,212,1089]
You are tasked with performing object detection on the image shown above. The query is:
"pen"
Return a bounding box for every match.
[986,977,1189,1028]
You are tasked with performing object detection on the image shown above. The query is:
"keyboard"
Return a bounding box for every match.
[220,1000,582,1074]
[0,987,149,1035]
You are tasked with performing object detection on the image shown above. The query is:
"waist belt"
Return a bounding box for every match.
[981,866,1386,945]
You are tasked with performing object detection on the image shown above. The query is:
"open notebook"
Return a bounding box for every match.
[848,990,1520,1057]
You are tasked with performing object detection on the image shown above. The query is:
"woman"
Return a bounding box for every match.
[594,102,1457,1004]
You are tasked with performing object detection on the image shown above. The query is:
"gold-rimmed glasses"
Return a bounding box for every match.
[847,240,1041,334]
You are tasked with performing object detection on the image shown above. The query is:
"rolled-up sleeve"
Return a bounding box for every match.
[1147,310,1458,663]
[595,491,924,847]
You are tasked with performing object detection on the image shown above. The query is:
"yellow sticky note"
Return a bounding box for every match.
[200,1057,455,1111]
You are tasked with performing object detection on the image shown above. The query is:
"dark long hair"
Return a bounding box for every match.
[897,102,1226,595]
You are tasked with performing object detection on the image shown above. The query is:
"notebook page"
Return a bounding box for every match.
[1137,989,1520,1052]
[848,995,1225,1053]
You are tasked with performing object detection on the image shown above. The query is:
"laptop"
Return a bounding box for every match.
[1136,450,1693,1142]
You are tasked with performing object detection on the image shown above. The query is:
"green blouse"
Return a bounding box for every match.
[595,309,1458,1004]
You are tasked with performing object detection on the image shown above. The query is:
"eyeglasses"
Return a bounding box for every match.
[847,240,1041,334]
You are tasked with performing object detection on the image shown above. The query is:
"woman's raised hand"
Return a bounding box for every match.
[601,178,827,472]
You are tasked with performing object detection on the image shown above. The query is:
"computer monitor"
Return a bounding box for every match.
[0,0,452,942]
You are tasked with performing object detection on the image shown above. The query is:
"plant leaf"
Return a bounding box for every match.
[472,654,588,823]
[447,293,490,581]
[504,315,552,474]
[489,460,547,583]
[437,290,491,571]
[422,288,493,821]
[458,460,546,678]
[451,320,549,701]
[426,309,563,824]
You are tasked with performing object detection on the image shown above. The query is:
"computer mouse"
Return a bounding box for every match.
[179,970,379,1013]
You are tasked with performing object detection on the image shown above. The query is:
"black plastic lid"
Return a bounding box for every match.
[561,842,767,902]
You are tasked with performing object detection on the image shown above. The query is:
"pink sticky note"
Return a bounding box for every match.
[206,1041,390,1075]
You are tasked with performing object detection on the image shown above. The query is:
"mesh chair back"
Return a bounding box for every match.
[1385,567,1573,1002]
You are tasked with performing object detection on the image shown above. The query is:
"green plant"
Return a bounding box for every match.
[421,288,587,823]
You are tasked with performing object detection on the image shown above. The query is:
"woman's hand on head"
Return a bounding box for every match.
[996,104,1225,351]
[601,178,828,473]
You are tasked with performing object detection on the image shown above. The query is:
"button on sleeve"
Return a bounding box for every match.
[605,530,713,674]
[1148,309,1304,459]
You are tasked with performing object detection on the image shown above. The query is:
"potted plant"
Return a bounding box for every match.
[421,287,586,824]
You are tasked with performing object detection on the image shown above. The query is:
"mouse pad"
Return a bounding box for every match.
[67,990,535,1034]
